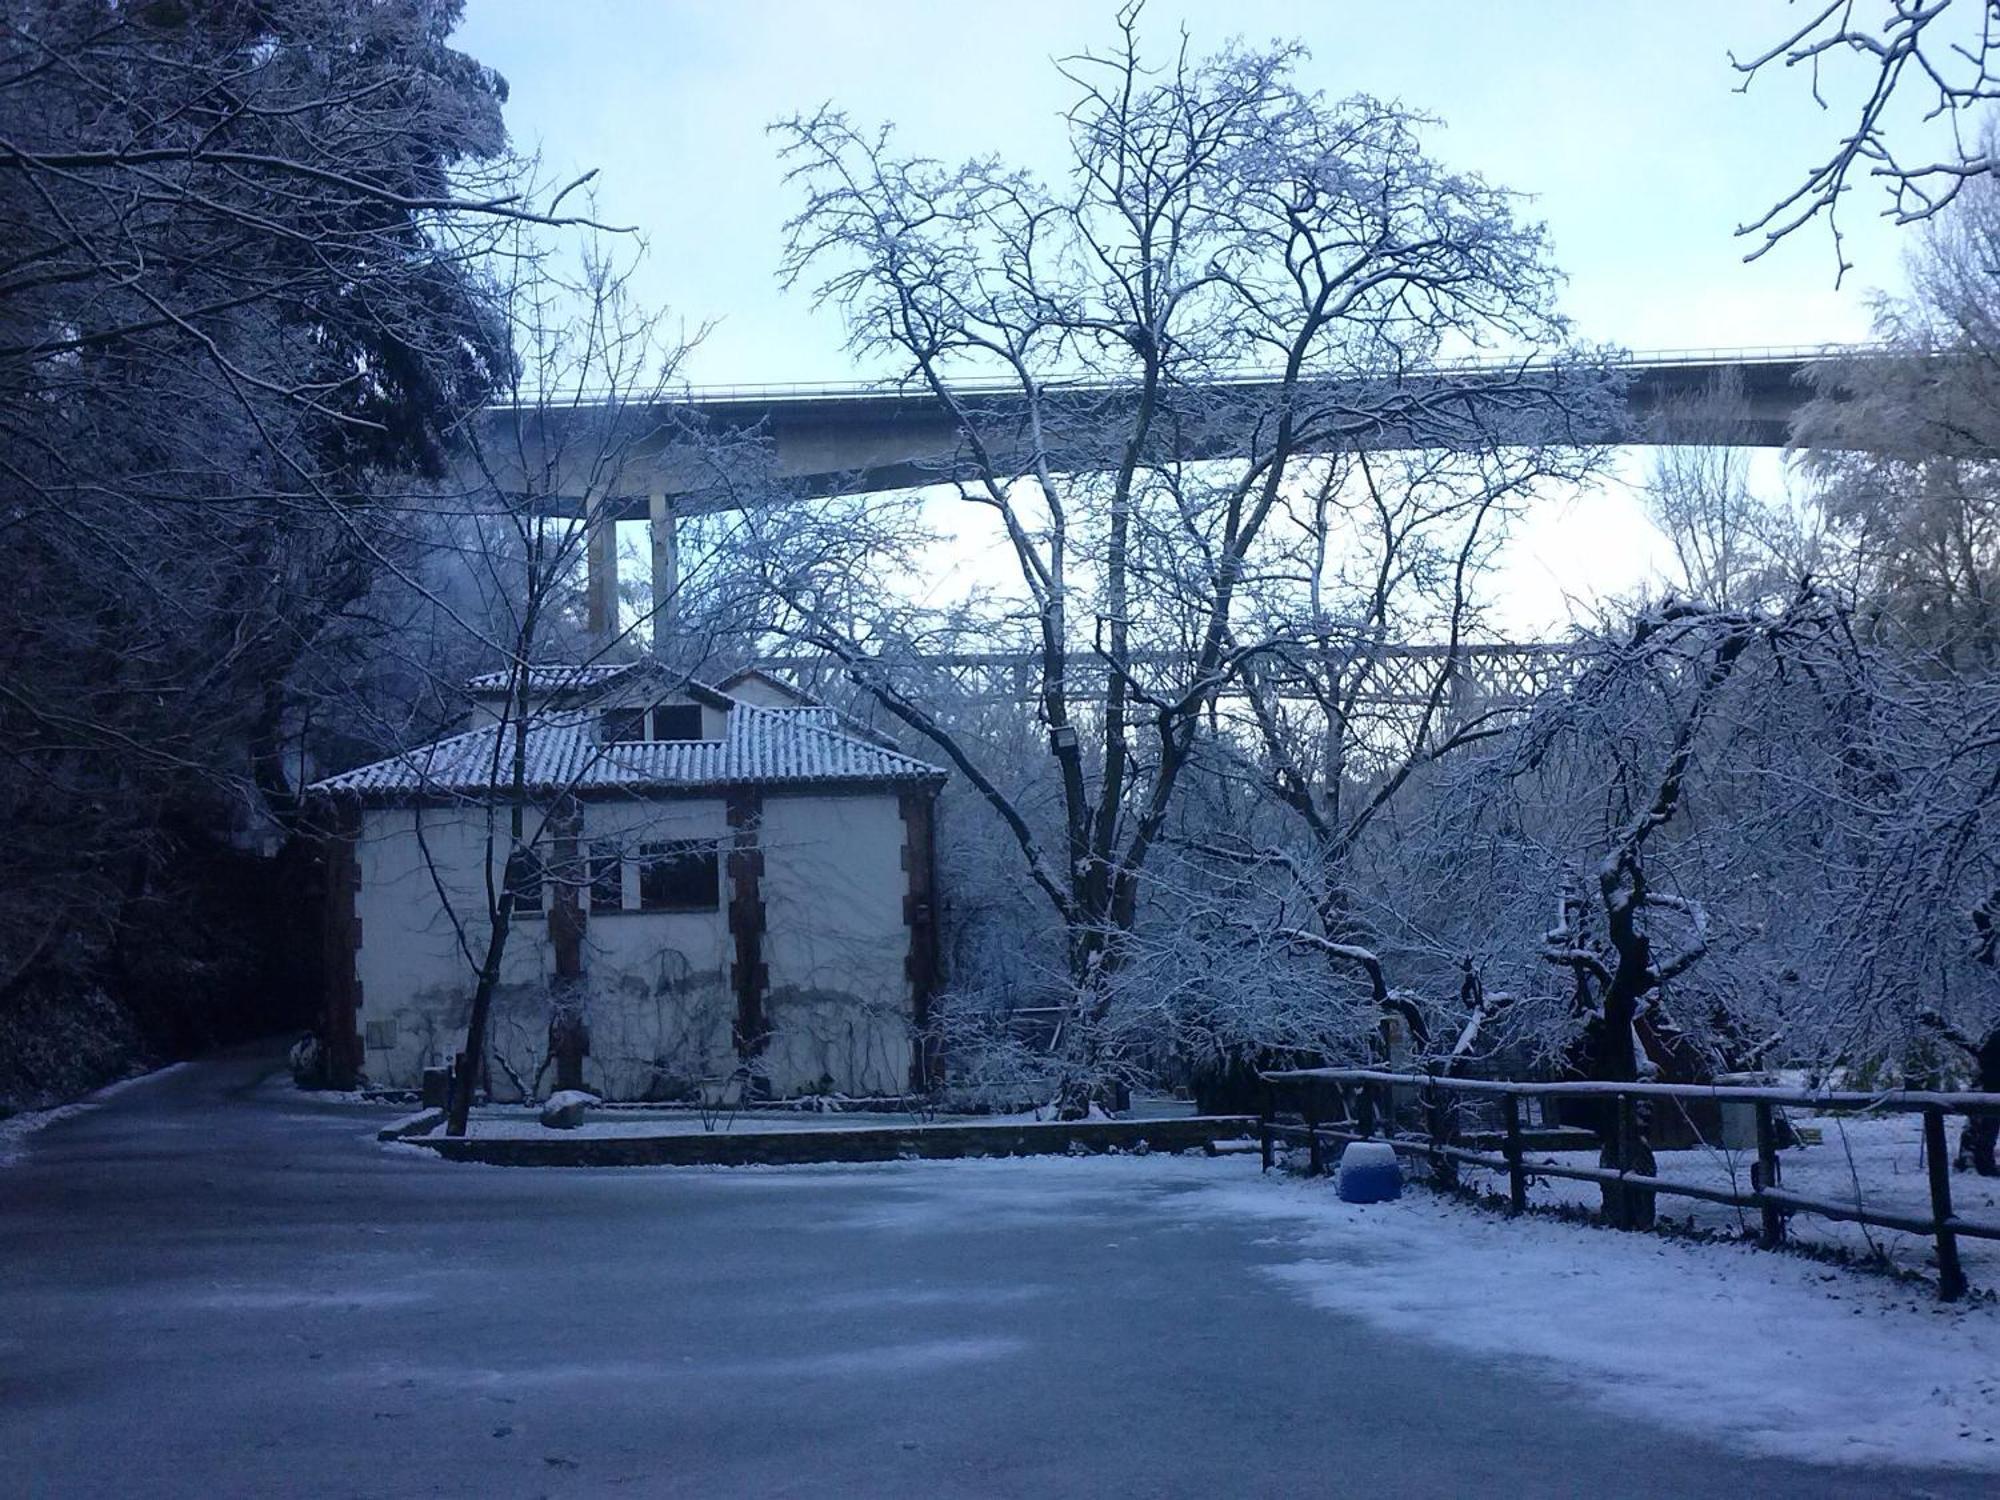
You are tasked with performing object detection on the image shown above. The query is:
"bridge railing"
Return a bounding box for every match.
[1259,1066,2000,1302]
[490,343,1889,413]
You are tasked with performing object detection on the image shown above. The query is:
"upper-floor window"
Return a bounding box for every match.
[588,840,623,913]
[504,848,544,915]
[601,708,646,743]
[638,842,721,911]
[651,703,705,741]
[601,702,708,743]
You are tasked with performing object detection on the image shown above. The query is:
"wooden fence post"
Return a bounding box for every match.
[1610,1091,1640,1231]
[1924,1107,1968,1302]
[1503,1092,1527,1216]
[1305,1090,1323,1177]
[1422,1077,1453,1188]
[1753,1100,1785,1249]
[1259,1077,1274,1174]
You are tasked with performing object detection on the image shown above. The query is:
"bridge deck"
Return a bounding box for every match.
[471,347,1865,513]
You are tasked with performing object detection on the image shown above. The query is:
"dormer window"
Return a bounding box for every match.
[601,708,646,743]
[651,704,704,741]
[601,702,707,743]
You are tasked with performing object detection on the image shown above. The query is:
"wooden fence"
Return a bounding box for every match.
[1260,1067,2000,1301]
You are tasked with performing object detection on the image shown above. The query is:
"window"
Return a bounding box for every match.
[589,841,623,913]
[651,703,705,741]
[601,708,646,743]
[504,848,543,914]
[638,842,720,911]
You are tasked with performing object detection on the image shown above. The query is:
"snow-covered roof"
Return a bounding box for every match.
[309,701,945,800]
[463,662,639,695]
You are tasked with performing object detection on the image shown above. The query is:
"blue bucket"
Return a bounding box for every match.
[1336,1140,1403,1203]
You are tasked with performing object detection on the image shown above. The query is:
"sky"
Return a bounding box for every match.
[448,1,1940,633]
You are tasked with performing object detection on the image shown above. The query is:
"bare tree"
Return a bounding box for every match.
[1735,0,2000,275]
[1642,371,1828,610]
[1795,176,2000,667]
[1143,429,1602,1088]
[767,6,1610,1110]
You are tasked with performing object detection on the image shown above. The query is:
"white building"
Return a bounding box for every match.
[308,663,945,1102]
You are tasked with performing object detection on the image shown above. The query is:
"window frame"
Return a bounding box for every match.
[601,708,646,743]
[637,840,722,912]
[588,840,624,913]
[650,703,706,742]
[504,847,544,915]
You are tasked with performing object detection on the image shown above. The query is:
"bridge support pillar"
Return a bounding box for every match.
[649,489,677,655]
[584,489,619,646]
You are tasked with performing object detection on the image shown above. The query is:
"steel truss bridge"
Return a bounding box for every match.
[747,643,1580,714]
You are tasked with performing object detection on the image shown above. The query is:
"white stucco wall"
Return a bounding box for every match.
[565,797,735,1099]
[757,792,914,1097]
[346,786,920,1101]
[352,804,554,1089]
[721,674,810,709]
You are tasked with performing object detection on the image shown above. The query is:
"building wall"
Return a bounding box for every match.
[567,796,735,1099]
[721,673,810,709]
[343,787,919,1100]
[350,803,554,1091]
[758,792,915,1097]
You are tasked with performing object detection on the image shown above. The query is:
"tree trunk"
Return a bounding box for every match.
[445,892,514,1137]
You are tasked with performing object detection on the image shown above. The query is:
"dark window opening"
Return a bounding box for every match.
[505,849,544,915]
[639,842,721,911]
[601,708,646,743]
[589,841,623,913]
[651,703,705,741]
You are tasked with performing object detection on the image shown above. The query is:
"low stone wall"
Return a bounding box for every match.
[407,1115,1256,1167]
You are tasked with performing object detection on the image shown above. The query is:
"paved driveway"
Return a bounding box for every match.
[0,1049,1977,1498]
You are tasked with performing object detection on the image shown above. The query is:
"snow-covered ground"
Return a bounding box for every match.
[0,1062,189,1166]
[1450,1109,2000,1283]
[1167,1162,2000,1473]
[8,1051,1999,1493]
[444,1104,2000,1470]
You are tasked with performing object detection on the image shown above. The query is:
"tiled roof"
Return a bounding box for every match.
[309,702,945,800]
[463,662,640,695]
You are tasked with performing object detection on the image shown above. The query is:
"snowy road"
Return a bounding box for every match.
[1,1049,1990,1499]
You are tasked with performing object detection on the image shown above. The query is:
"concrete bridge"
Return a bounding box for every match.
[474,345,1862,636]
[478,346,1849,517]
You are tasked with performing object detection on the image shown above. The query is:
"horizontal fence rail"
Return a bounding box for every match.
[1259,1067,2000,1301]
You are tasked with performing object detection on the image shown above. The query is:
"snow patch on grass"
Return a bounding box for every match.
[1463,1110,2000,1283]
[1175,1173,2000,1472]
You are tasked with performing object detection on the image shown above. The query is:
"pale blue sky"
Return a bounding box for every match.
[454,1,1922,385]
[452,2,1938,631]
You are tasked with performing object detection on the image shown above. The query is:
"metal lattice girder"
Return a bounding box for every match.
[748,643,1579,711]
